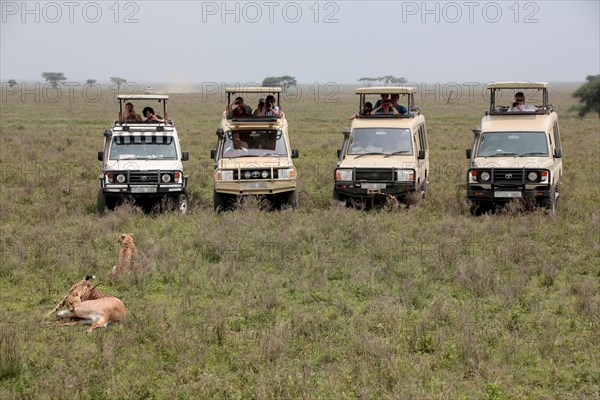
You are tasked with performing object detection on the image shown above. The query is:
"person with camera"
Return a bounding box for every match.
[123,102,143,122]
[350,102,373,120]
[265,95,282,118]
[508,92,537,112]
[230,97,253,117]
[142,107,164,123]
[371,99,400,115]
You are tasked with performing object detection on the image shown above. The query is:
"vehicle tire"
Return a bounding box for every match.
[420,181,428,198]
[333,190,345,202]
[469,201,482,216]
[213,190,227,212]
[97,190,108,214]
[283,189,298,209]
[541,185,556,216]
[175,190,188,214]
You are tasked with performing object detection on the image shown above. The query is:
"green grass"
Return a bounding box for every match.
[0,85,599,399]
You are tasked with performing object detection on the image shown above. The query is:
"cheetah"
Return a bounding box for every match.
[46,274,109,317]
[108,233,138,284]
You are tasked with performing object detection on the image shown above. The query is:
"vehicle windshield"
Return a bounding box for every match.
[477,131,548,157]
[109,136,177,160]
[348,128,412,155]
[222,130,287,158]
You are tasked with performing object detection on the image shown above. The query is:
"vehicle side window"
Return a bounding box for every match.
[553,122,561,149]
[417,124,428,151]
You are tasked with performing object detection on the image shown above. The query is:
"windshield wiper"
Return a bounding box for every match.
[384,151,411,157]
[226,154,260,158]
[354,152,386,158]
[518,152,547,157]
[484,152,518,157]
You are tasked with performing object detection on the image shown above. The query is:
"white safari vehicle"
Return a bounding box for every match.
[211,86,299,211]
[333,87,429,205]
[466,82,563,214]
[97,95,189,213]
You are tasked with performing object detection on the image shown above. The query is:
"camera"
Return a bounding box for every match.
[512,102,517,107]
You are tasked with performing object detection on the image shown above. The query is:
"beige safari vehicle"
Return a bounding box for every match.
[466,82,563,214]
[211,87,299,211]
[333,87,429,205]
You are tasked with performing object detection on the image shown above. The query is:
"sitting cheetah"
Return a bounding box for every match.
[47,274,109,317]
[108,233,138,284]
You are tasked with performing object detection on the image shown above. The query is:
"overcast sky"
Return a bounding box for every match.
[1,1,598,84]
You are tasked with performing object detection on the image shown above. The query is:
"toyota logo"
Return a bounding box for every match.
[251,171,260,178]
[140,176,149,181]
[505,173,513,179]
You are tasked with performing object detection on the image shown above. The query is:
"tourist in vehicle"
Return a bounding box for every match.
[508,92,537,112]
[142,107,164,123]
[123,102,143,122]
[253,98,267,116]
[349,102,373,120]
[371,99,399,115]
[373,94,389,108]
[265,95,282,118]
[230,97,253,117]
[390,94,409,115]
[224,132,249,152]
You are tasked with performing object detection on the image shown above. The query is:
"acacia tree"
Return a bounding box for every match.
[110,77,127,93]
[262,76,297,88]
[41,72,66,88]
[8,79,17,87]
[573,75,600,119]
[86,79,97,85]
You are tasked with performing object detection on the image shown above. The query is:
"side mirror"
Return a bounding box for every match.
[103,130,112,138]
[418,150,426,160]
[210,149,216,160]
[343,128,351,137]
[216,128,224,138]
[181,152,189,161]
[97,151,104,161]
[337,149,341,158]
[291,149,299,159]
[554,148,562,158]
[466,149,472,159]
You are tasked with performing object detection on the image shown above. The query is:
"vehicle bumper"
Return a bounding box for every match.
[334,181,417,198]
[101,184,186,196]
[467,184,552,203]
[215,180,296,195]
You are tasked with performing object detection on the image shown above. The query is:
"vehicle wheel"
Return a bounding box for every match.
[469,201,483,216]
[97,190,116,214]
[420,181,428,198]
[175,190,188,214]
[283,189,298,209]
[213,190,227,212]
[333,190,345,202]
[541,186,556,216]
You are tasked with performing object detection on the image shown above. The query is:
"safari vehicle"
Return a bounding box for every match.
[333,87,429,205]
[466,82,562,214]
[211,87,299,211]
[97,95,189,214]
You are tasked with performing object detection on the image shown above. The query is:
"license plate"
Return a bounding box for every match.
[362,183,386,189]
[131,186,157,193]
[243,182,268,190]
[494,191,521,198]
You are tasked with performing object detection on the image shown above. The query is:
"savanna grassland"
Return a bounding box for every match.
[0,83,598,399]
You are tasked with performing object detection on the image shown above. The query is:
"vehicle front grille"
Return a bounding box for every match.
[234,170,276,180]
[128,171,159,184]
[355,169,394,181]
[493,169,523,184]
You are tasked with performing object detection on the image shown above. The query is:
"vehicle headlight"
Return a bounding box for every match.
[278,168,295,179]
[161,173,172,183]
[479,171,491,182]
[335,169,352,181]
[527,171,538,182]
[216,170,234,181]
[116,173,126,183]
[397,170,414,181]
[261,171,269,179]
